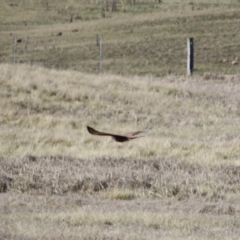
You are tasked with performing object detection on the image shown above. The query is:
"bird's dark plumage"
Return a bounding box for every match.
[87,126,147,142]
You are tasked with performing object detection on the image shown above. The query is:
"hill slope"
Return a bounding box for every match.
[0,63,240,165]
[1,0,240,76]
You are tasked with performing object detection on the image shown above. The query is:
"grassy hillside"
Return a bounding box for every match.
[1,0,240,76]
[1,64,240,165]
[1,1,240,238]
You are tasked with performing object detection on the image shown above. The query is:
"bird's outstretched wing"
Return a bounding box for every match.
[87,126,147,142]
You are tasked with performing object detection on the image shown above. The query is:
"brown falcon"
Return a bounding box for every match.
[87,126,148,142]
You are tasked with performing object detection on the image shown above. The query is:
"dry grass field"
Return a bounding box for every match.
[0,64,240,239]
[1,0,240,239]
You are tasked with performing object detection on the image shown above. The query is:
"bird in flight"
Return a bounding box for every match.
[87,126,148,142]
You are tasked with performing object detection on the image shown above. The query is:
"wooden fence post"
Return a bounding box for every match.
[13,36,16,64]
[98,36,102,74]
[187,38,194,75]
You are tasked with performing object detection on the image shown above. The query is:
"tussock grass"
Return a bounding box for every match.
[1,156,240,202]
[102,188,137,200]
